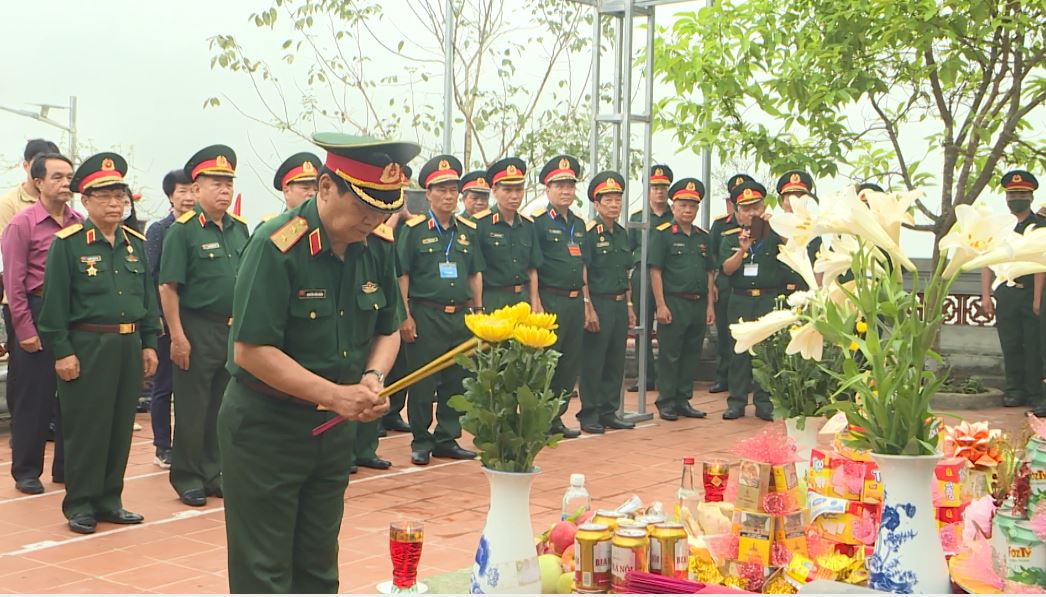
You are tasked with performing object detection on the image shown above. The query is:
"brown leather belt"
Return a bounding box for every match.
[486,284,525,293]
[240,378,322,411]
[71,322,137,334]
[592,292,628,302]
[540,286,582,298]
[732,288,777,297]
[185,308,232,326]
[410,298,468,314]
[668,292,706,301]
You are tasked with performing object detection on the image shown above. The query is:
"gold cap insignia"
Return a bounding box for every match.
[216,155,230,169]
[302,161,316,174]
[686,181,696,191]
[475,177,489,188]
[361,281,378,294]
[101,158,116,171]
[380,163,403,184]
[506,165,519,176]
[438,159,450,171]
[559,158,570,170]
[606,178,620,189]
[655,168,664,177]
[1014,174,1024,183]
[743,188,754,199]
[735,176,743,186]
[790,173,801,184]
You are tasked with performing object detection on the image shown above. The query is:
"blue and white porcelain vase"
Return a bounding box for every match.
[469,467,541,594]
[868,453,950,594]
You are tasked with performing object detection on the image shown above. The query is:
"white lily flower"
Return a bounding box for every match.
[960,221,1046,272]
[940,204,1018,276]
[786,322,824,361]
[778,242,820,291]
[990,261,1046,289]
[786,290,817,309]
[819,188,916,271]
[730,310,800,354]
[825,280,859,312]
[814,235,866,284]
[770,194,821,248]
[864,189,919,244]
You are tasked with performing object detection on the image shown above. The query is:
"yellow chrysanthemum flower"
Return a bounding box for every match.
[855,320,868,334]
[848,340,859,351]
[493,302,532,324]
[513,324,557,348]
[523,311,558,330]
[465,312,516,342]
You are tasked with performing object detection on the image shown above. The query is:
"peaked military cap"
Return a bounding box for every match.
[273,152,322,190]
[1001,170,1038,192]
[460,170,491,194]
[587,170,625,202]
[727,173,755,193]
[71,152,129,194]
[311,132,422,212]
[857,182,885,194]
[539,155,581,185]
[487,157,527,186]
[185,144,236,181]
[419,155,463,189]
[669,177,705,203]
[650,164,674,186]
[776,170,814,195]
[732,180,768,205]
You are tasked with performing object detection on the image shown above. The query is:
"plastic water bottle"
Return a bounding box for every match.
[561,473,592,521]
[676,457,700,522]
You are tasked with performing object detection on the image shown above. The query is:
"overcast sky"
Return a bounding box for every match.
[2,0,1035,257]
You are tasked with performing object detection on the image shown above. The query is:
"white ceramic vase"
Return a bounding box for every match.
[784,416,822,480]
[469,467,542,594]
[867,453,950,594]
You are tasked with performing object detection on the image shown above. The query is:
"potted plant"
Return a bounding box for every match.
[731,189,1044,593]
[449,302,563,594]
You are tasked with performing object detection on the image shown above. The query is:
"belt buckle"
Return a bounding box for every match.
[786,284,797,290]
[226,317,233,327]
[568,290,579,298]
[512,285,522,293]
[444,305,456,314]
[118,323,135,334]
[615,294,624,302]
[751,289,761,297]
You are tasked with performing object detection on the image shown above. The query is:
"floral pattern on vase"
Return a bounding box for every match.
[868,501,917,593]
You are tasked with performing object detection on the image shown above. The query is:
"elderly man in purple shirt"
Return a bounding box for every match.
[1,153,81,495]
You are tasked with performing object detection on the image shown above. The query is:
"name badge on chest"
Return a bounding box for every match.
[743,263,759,277]
[439,261,459,279]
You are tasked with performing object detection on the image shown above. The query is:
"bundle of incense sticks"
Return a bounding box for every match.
[310,337,480,436]
[623,571,751,594]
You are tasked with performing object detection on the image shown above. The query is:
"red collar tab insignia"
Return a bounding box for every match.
[597,223,604,234]
[672,224,679,234]
[85,228,96,244]
[427,218,435,230]
[438,159,450,170]
[380,163,403,184]
[101,158,116,171]
[506,165,519,176]
[302,161,316,174]
[198,213,208,228]
[492,212,500,225]
[548,208,558,219]
[308,229,322,256]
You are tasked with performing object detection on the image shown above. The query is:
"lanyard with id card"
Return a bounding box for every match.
[549,211,581,257]
[743,240,762,277]
[430,211,458,279]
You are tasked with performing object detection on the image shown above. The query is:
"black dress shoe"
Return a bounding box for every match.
[383,415,412,433]
[349,465,359,475]
[411,451,431,466]
[179,489,207,507]
[1004,395,1026,407]
[68,514,97,535]
[433,445,477,460]
[357,457,392,470]
[15,478,44,495]
[580,423,605,434]
[1028,406,1046,417]
[676,404,708,419]
[755,410,774,422]
[627,381,656,392]
[601,416,635,430]
[709,381,728,394]
[96,509,144,524]
[206,483,223,498]
[657,406,679,421]
[378,427,388,438]
[52,473,65,484]
[722,408,745,420]
[549,421,581,439]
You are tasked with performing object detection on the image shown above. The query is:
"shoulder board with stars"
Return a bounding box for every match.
[269,216,309,253]
[175,210,196,224]
[55,223,83,239]
[259,212,279,224]
[121,225,146,242]
[722,227,741,236]
[519,212,533,223]
[531,206,547,218]
[455,214,477,230]
[371,223,394,243]
[230,212,248,226]
[405,214,427,228]
[656,221,673,231]
[473,208,492,220]
[586,220,598,232]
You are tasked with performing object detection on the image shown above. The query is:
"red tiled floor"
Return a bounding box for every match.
[0,385,1030,592]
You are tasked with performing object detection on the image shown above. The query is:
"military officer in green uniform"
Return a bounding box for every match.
[981,170,1043,410]
[255,153,323,229]
[709,174,753,394]
[776,170,821,294]
[459,170,491,218]
[38,153,161,534]
[159,145,250,506]
[379,207,414,434]
[720,181,782,421]
[648,178,715,421]
[533,154,588,439]
[474,158,542,311]
[627,165,675,392]
[577,171,636,434]
[398,154,484,465]
[218,132,414,593]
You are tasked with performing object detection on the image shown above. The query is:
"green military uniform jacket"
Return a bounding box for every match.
[159,206,250,315]
[228,198,403,384]
[628,207,674,264]
[473,207,541,289]
[396,212,485,304]
[533,204,586,290]
[38,222,162,358]
[781,237,822,292]
[1006,214,1043,289]
[709,213,735,288]
[718,224,785,291]
[582,217,631,295]
[648,221,714,294]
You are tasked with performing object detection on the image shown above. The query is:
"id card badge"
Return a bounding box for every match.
[743,263,759,277]
[439,261,459,279]
[567,242,582,257]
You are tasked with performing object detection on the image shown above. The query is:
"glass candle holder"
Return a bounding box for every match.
[389,521,424,592]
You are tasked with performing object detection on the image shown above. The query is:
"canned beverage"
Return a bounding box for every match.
[611,528,649,593]
[575,522,613,593]
[1005,522,1046,583]
[649,522,689,579]
[616,518,647,534]
[635,514,666,535]
[593,510,626,532]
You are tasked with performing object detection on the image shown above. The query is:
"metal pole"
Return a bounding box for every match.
[610,15,623,172]
[700,0,713,229]
[589,9,601,177]
[442,0,455,154]
[69,95,78,162]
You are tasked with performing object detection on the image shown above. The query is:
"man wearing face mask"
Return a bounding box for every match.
[981,170,1043,411]
[159,145,250,506]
